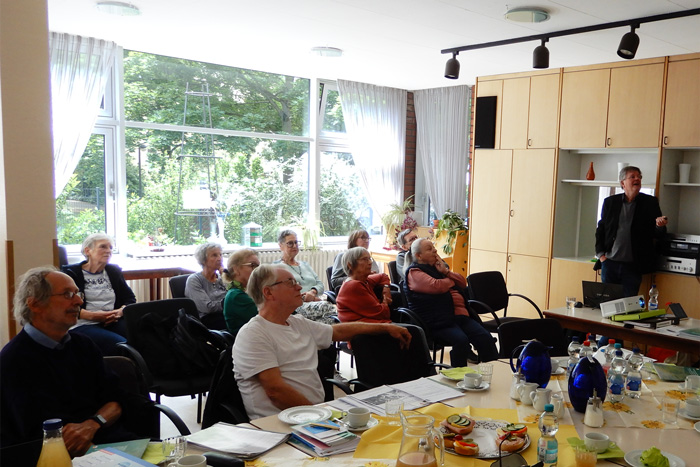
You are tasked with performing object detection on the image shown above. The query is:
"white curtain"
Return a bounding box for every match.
[337,80,406,217]
[50,33,118,197]
[413,85,471,217]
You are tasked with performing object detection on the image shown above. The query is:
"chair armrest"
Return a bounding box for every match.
[325,378,354,395]
[509,293,544,318]
[211,330,234,346]
[116,342,155,389]
[154,403,191,435]
[432,363,452,370]
[324,291,337,304]
[467,299,502,326]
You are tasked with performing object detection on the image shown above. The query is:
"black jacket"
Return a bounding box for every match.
[403,262,455,330]
[62,261,136,308]
[594,192,665,274]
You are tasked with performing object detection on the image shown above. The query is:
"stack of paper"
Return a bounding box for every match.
[289,420,360,456]
[186,422,289,459]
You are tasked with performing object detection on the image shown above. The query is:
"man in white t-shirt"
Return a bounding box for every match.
[233,264,412,419]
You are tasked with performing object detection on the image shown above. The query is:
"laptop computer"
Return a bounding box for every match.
[581,281,625,309]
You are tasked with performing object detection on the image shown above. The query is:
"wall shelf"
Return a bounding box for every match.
[561,179,655,188]
[664,182,700,187]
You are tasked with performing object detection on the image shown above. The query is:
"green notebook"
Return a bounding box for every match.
[609,308,666,321]
[652,363,700,382]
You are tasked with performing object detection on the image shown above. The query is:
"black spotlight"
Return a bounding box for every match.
[445,52,460,79]
[617,25,639,59]
[533,38,549,69]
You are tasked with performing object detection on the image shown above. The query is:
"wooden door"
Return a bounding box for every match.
[663,58,700,148]
[607,63,664,148]
[528,73,560,149]
[508,149,555,257]
[559,69,610,148]
[469,150,512,253]
[548,258,599,309]
[468,249,507,278]
[506,254,549,318]
[500,77,530,149]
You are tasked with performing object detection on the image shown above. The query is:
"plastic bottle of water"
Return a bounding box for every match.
[586,333,598,353]
[580,340,593,359]
[648,284,659,311]
[566,336,582,379]
[537,404,559,467]
[600,338,615,374]
[625,348,643,399]
[608,349,627,402]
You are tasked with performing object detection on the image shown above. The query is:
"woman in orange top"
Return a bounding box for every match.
[336,247,392,323]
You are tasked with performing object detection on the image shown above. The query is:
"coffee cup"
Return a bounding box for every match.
[584,432,610,453]
[463,373,483,389]
[176,455,207,467]
[684,375,700,391]
[685,398,700,417]
[346,407,371,428]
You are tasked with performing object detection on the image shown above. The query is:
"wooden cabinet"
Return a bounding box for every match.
[500,78,530,149]
[506,254,549,318]
[468,249,507,278]
[663,57,700,148]
[469,150,512,253]
[559,62,664,148]
[548,259,599,308]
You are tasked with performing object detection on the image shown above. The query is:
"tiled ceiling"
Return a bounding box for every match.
[48,0,700,90]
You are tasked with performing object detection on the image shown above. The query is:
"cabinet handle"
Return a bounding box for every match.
[606,137,612,147]
[528,138,532,147]
[664,136,669,146]
[508,255,512,263]
[510,209,515,217]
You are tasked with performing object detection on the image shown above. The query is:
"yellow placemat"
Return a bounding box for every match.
[354,403,579,466]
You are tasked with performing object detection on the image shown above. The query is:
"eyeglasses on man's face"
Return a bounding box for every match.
[269,277,299,288]
[284,240,301,248]
[52,291,85,301]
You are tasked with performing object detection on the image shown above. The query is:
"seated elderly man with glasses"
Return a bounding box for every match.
[233,264,411,419]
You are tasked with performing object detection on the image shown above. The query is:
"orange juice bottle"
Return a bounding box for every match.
[36,419,71,467]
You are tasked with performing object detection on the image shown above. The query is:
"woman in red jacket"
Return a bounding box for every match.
[336,247,392,323]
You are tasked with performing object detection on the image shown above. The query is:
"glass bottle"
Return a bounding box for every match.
[537,404,558,467]
[36,419,71,467]
[648,284,659,311]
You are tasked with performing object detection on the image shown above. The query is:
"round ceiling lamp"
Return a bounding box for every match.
[95,1,141,16]
[505,7,550,23]
[310,47,343,58]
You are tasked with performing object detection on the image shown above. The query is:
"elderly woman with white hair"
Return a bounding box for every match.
[336,247,392,323]
[185,242,227,330]
[62,233,136,355]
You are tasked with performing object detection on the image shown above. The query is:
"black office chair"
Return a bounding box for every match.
[497,318,568,359]
[323,266,337,303]
[466,270,543,333]
[168,273,190,298]
[118,298,224,424]
[201,347,249,429]
[388,260,401,285]
[393,305,447,364]
[103,356,191,438]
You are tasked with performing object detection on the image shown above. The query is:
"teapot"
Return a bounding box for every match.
[510,340,552,388]
[397,411,444,467]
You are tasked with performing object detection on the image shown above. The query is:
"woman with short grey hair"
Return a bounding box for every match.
[185,242,227,329]
[336,247,392,323]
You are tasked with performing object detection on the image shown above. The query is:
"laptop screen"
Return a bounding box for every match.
[582,281,625,309]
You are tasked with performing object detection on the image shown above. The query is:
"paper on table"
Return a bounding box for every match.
[74,447,156,466]
[332,385,426,416]
[391,377,463,402]
[185,422,289,459]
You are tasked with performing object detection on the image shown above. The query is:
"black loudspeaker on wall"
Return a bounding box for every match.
[474,96,497,149]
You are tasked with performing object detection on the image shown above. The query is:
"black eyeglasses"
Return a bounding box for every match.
[52,291,85,301]
[241,262,260,269]
[284,241,301,247]
[269,278,299,288]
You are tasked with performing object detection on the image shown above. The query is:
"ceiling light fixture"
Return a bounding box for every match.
[505,7,550,23]
[617,24,640,59]
[444,52,460,79]
[441,8,700,77]
[533,38,549,69]
[95,1,141,16]
[310,47,343,57]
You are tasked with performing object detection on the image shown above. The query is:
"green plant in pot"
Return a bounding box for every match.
[290,216,325,251]
[436,210,467,255]
[380,196,414,248]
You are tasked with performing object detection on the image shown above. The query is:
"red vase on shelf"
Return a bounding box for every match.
[586,162,595,180]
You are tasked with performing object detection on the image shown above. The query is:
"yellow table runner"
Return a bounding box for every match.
[353,403,580,466]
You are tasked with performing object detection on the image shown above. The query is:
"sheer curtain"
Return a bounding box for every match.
[50,33,118,197]
[337,80,407,217]
[413,85,471,217]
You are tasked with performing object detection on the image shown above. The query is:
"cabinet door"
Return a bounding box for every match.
[548,259,598,308]
[528,73,560,149]
[607,63,664,148]
[508,149,555,257]
[468,249,507,278]
[664,59,700,148]
[476,80,503,149]
[469,150,512,253]
[506,254,549,318]
[559,69,610,148]
[500,77,530,149]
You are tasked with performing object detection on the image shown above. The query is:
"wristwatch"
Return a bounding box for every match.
[90,414,107,428]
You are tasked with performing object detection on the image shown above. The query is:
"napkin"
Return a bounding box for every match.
[567,437,626,459]
[439,367,478,380]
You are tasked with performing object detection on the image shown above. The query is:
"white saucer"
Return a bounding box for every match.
[339,416,379,432]
[694,421,700,433]
[625,449,685,467]
[456,381,490,391]
[679,409,700,421]
[278,406,332,424]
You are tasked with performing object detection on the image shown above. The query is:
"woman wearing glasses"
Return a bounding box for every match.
[330,229,380,292]
[336,247,392,323]
[222,248,260,339]
[274,230,337,324]
[62,233,136,355]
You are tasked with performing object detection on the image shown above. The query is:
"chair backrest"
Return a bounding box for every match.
[497,318,568,358]
[467,270,510,313]
[201,346,249,428]
[169,274,191,298]
[57,245,69,267]
[388,261,400,285]
[350,324,435,388]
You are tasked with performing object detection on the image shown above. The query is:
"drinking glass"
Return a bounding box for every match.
[478,363,494,384]
[162,436,187,465]
[385,399,404,426]
[566,296,577,311]
[661,397,680,426]
[575,445,597,467]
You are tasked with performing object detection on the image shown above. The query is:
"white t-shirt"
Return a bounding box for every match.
[233,314,333,419]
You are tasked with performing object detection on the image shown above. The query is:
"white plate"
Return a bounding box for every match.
[338,416,379,432]
[456,381,490,392]
[694,421,700,433]
[624,449,685,467]
[441,419,530,459]
[679,409,700,421]
[278,406,332,425]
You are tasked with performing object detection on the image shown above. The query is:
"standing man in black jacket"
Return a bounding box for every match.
[595,166,668,297]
